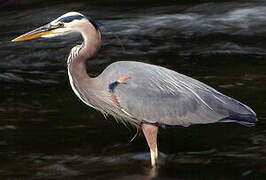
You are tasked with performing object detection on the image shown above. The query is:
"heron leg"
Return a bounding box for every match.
[142,123,158,167]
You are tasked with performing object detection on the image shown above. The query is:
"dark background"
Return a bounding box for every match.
[0,0,265,179]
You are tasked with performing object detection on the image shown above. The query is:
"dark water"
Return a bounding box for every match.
[0,0,266,179]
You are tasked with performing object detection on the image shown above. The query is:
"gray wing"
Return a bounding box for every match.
[100,61,256,127]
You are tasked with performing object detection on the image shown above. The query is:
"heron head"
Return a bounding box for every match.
[12,12,99,42]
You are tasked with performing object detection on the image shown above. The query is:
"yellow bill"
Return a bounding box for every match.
[12,24,54,42]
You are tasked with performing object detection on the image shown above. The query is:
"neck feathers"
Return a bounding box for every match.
[67,20,101,65]
[67,43,84,65]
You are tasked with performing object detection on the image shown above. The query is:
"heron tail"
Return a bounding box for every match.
[219,113,257,127]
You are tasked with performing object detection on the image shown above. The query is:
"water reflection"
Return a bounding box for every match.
[0,0,266,179]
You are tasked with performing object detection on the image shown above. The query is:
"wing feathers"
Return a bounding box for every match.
[100,61,256,127]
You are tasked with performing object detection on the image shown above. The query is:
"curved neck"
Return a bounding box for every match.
[67,20,101,107]
[80,21,101,61]
[68,21,101,79]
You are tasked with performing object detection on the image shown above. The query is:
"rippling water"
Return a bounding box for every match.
[0,0,266,179]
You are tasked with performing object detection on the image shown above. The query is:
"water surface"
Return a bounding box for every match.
[0,0,266,179]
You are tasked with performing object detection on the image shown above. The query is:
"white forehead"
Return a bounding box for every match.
[58,12,84,19]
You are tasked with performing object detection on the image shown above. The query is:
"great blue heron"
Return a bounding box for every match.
[12,12,257,167]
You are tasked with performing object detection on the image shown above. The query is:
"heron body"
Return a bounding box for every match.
[12,12,257,167]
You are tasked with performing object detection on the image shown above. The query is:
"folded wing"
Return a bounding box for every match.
[100,61,257,127]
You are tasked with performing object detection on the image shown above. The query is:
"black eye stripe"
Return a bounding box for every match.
[59,15,84,23]
[57,14,100,30]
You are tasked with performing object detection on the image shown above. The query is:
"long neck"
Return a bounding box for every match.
[68,21,101,79]
[80,22,101,63]
[67,21,101,107]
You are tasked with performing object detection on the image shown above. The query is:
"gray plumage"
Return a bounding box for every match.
[59,12,256,128]
[97,61,256,127]
[12,12,257,167]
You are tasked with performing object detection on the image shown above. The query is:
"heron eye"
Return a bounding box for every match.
[58,22,64,28]
[50,23,64,29]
